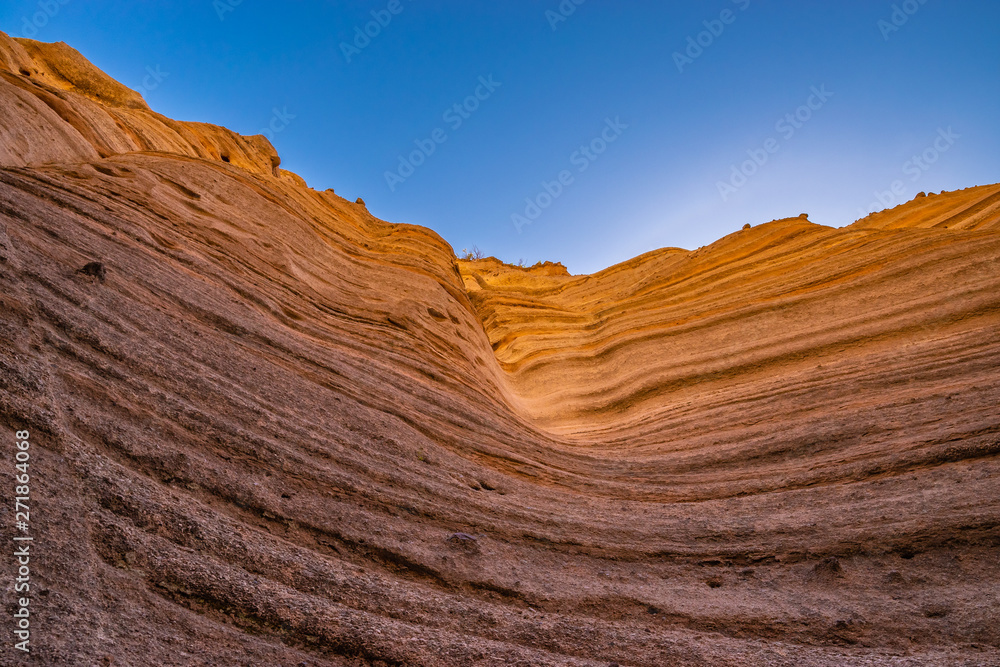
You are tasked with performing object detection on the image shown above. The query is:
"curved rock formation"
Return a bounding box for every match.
[0,34,282,177]
[1,32,998,665]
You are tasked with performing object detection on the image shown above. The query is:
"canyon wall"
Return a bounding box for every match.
[1,32,998,665]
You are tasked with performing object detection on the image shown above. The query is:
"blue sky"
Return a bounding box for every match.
[3,1,998,274]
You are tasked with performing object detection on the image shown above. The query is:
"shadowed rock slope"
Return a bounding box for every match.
[1,33,998,666]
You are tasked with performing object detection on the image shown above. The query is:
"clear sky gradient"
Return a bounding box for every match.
[2,1,998,274]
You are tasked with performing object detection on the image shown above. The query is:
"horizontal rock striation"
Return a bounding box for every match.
[0,31,998,666]
[0,33,282,178]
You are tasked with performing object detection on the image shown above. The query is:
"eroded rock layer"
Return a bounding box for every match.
[0,32,998,666]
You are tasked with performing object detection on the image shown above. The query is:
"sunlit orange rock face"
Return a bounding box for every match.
[1,32,999,666]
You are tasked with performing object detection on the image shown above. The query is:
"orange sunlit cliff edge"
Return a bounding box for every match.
[1,32,999,666]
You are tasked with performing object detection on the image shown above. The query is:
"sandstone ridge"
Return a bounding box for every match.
[1,32,999,666]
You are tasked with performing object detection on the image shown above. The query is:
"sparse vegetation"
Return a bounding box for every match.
[460,245,485,260]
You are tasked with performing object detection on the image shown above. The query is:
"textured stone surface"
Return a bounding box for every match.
[0,32,998,666]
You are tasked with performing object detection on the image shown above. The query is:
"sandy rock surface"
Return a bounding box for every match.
[0,31,998,666]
